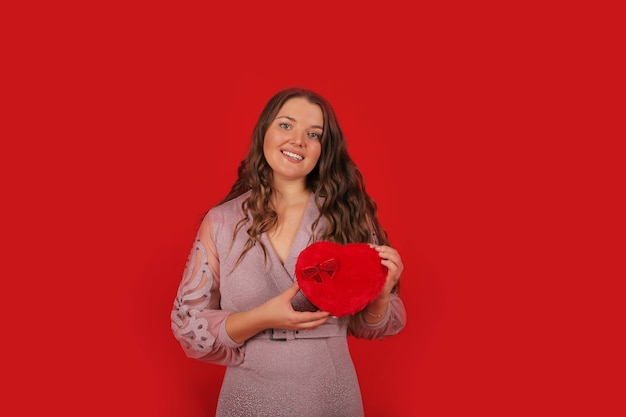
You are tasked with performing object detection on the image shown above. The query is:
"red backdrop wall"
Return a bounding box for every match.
[2,1,624,416]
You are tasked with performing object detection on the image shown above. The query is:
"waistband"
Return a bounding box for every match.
[253,321,346,341]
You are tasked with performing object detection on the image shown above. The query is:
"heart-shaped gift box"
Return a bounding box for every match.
[295,241,387,317]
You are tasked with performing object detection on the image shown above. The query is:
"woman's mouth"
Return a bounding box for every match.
[281,150,304,161]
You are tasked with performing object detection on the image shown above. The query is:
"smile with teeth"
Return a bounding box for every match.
[282,150,304,161]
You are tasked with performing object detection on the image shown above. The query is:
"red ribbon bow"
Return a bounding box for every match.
[300,258,337,283]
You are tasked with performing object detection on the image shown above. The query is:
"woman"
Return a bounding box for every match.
[171,87,407,416]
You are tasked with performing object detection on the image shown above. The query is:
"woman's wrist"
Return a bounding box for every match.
[226,309,266,344]
[364,308,387,319]
[362,296,390,322]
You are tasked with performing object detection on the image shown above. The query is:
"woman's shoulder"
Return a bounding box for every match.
[206,190,250,222]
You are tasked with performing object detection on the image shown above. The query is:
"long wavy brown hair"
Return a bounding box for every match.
[218,87,391,268]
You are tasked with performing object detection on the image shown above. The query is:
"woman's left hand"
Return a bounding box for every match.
[370,244,403,298]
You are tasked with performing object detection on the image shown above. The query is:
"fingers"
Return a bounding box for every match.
[371,245,402,267]
[370,245,403,292]
[301,315,331,330]
[287,311,331,330]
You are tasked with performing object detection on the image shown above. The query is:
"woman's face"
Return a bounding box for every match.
[263,97,323,183]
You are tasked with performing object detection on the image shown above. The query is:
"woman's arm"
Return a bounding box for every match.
[172,215,331,358]
[170,216,245,366]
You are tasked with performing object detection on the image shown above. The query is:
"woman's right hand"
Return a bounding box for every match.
[255,282,331,331]
[224,283,330,344]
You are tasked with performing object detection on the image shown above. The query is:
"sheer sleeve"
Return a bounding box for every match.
[170,215,245,366]
[348,293,406,339]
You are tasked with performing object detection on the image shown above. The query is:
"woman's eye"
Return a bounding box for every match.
[279,122,291,130]
[308,132,321,139]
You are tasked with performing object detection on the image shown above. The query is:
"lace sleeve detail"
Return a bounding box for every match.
[170,216,244,365]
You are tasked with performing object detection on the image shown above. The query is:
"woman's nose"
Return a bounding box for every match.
[290,130,305,146]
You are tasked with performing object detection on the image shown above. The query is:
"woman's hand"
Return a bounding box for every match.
[225,283,330,344]
[361,244,403,323]
[370,244,403,298]
[254,282,331,331]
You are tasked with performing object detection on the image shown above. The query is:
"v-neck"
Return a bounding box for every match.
[261,192,318,282]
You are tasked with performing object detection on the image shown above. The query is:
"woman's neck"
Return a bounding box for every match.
[271,180,310,208]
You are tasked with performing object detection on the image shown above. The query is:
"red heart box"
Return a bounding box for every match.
[295,241,387,317]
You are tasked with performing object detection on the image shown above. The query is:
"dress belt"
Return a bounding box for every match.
[253,321,346,341]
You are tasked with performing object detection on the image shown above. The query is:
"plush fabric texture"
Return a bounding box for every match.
[295,241,387,317]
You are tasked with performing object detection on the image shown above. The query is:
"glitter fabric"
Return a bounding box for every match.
[171,191,407,416]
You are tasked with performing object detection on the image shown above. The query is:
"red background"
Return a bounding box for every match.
[2,1,624,416]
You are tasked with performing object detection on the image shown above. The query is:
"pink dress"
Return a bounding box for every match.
[171,192,407,417]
